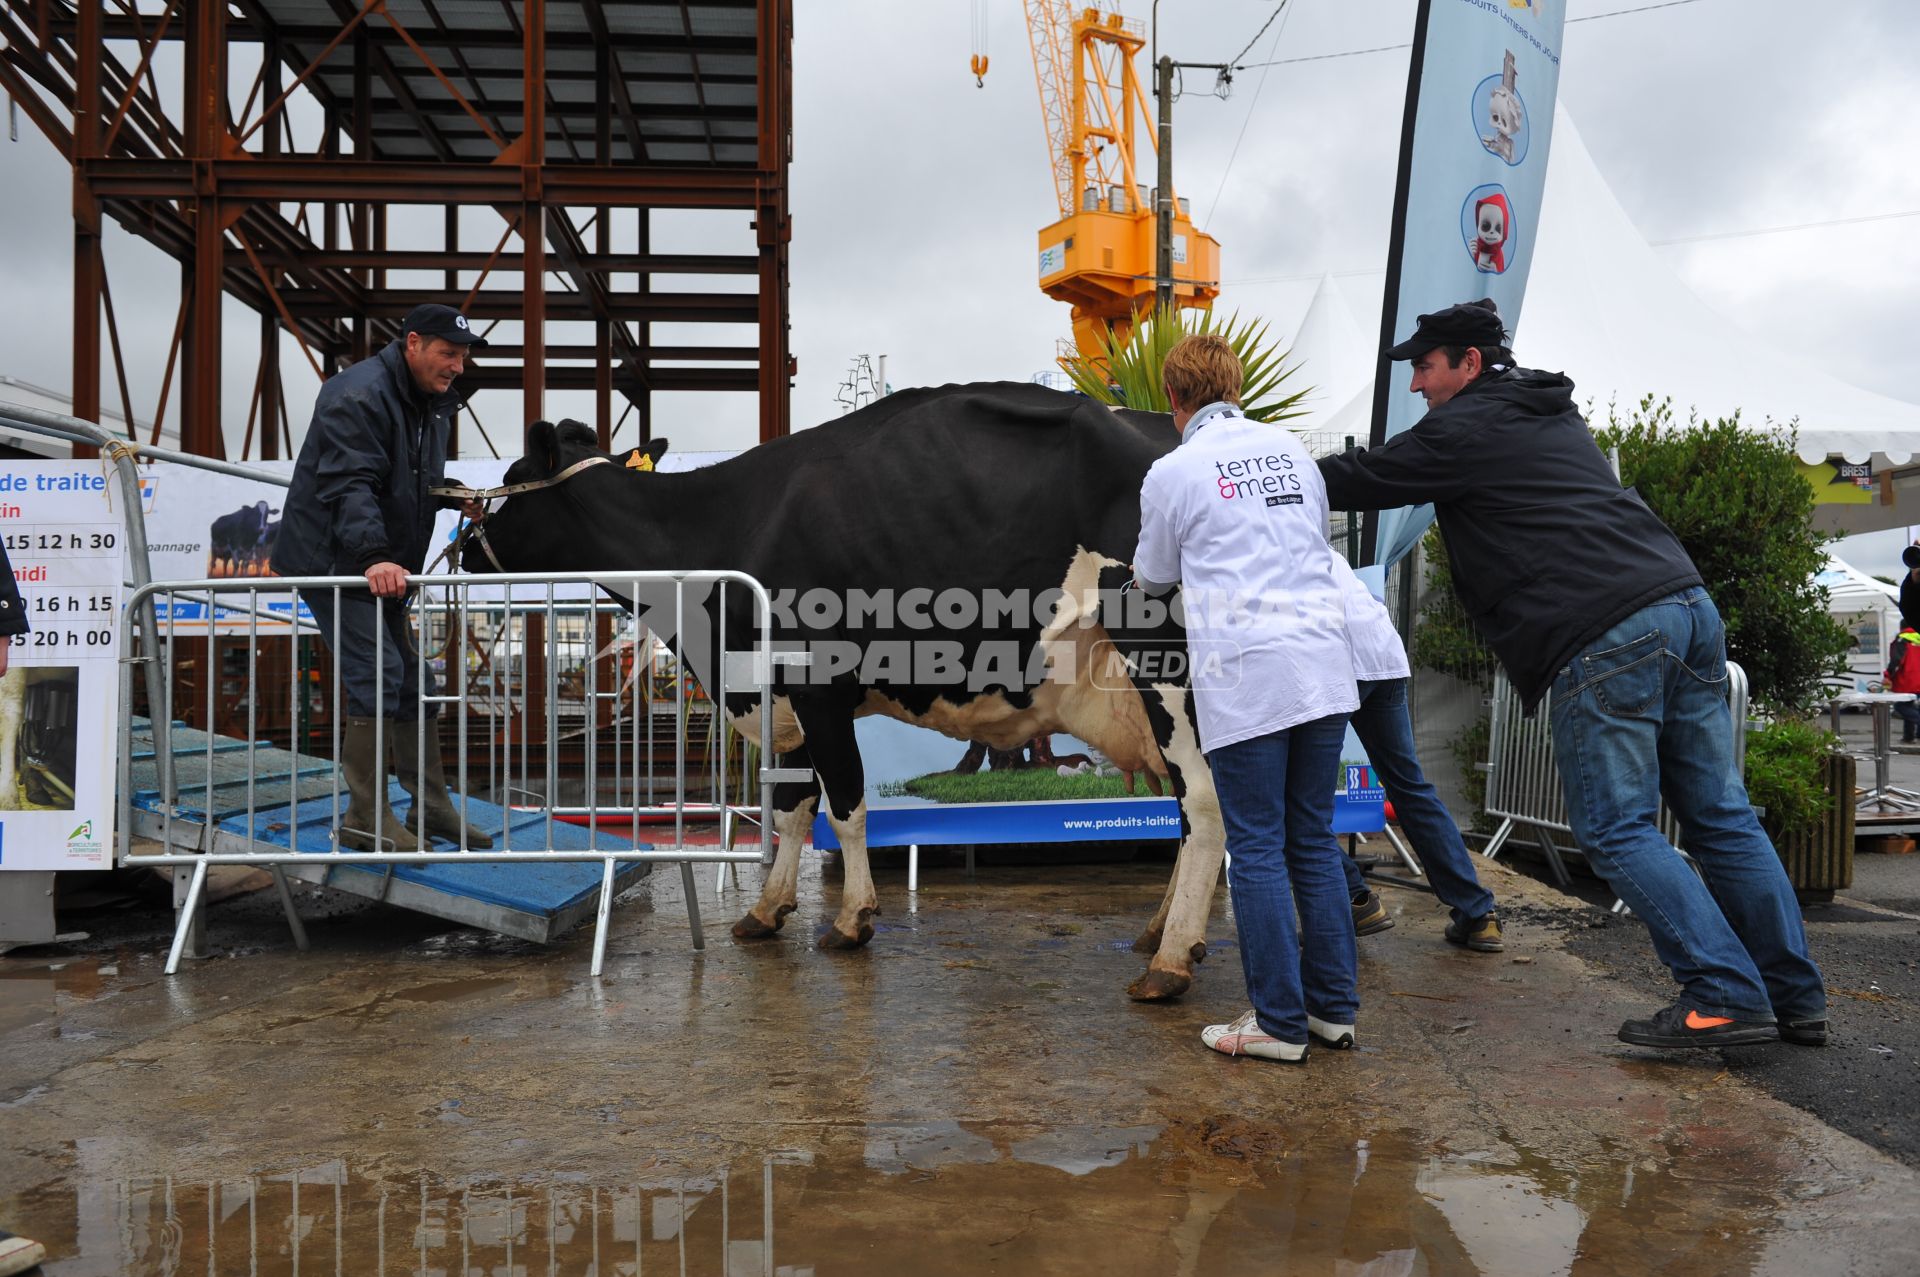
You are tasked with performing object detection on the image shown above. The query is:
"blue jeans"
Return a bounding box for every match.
[1895,697,1920,742]
[1340,678,1498,925]
[1208,713,1359,1042]
[1548,587,1825,1023]
[303,588,437,720]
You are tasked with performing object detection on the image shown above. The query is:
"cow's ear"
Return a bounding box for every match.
[555,418,598,449]
[525,420,559,473]
[618,438,670,474]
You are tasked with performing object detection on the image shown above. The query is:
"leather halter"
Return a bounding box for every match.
[425,454,614,574]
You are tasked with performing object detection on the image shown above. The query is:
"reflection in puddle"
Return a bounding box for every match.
[0,956,119,1039]
[4,1122,1784,1276]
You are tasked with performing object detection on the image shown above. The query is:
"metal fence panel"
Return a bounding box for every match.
[119,571,792,976]
[1481,660,1751,889]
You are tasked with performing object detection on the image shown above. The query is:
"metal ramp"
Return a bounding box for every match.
[126,719,649,945]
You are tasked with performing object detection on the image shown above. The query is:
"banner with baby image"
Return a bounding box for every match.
[1366,0,1566,569]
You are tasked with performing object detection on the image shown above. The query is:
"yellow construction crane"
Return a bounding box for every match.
[986,4,1222,364]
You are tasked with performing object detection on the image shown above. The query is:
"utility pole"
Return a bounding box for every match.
[1152,56,1227,319]
[1155,55,1174,316]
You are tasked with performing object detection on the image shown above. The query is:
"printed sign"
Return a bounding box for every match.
[0,463,123,871]
[813,717,1385,850]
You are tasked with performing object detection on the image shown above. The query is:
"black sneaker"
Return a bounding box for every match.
[1617,1003,1780,1048]
[1779,1017,1828,1046]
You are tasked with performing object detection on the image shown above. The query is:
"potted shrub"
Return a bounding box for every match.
[1744,718,1853,902]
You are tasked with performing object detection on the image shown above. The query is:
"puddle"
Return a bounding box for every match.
[1,1122,1793,1276]
[0,956,118,1038]
[391,976,516,1005]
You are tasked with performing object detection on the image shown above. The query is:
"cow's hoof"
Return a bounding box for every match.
[817,910,875,950]
[1188,940,1209,964]
[1126,966,1192,1002]
[1131,926,1164,954]
[730,905,790,941]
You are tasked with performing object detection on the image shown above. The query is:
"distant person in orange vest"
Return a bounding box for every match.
[1885,622,1920,743]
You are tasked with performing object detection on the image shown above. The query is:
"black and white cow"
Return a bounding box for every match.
[208,501,275,577]
[471,382,1226,1000]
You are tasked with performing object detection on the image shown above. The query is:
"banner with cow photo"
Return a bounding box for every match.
[812,716,1386,852]
[1366,0,1567,568]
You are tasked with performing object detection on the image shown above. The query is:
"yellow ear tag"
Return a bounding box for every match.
[625,449,654,472]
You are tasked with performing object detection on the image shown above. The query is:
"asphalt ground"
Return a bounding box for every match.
[1465,707,1920,1170]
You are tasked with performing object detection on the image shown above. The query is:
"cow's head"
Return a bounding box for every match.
[463,418,668,573]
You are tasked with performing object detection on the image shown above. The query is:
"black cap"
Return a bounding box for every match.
[401,302,488,348]
[1384,298,1507,360]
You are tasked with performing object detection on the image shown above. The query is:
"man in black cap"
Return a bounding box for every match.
[1319,298,1828,1052]
[273,303,493,852]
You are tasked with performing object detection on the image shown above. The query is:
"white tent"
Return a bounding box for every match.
[1288,107,1920,466]
[1816,554,1901,694]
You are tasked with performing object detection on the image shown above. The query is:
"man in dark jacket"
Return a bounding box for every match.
[1320,298,1827,1051]
[274,303,491,852]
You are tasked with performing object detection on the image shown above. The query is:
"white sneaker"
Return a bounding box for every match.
[1200,1009,1308,1062]
[1308,1015,1355,1049]
[0,1230,47,1277]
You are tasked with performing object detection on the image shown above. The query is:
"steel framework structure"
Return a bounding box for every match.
[0,0,794,459]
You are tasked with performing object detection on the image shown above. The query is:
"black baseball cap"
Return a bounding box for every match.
[1385,298,1507,360]
[402,302,489,348]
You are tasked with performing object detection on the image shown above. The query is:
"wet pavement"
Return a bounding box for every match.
[4,850,1919,1274]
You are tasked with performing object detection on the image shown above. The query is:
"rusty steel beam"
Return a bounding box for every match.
[70,0,103,453]
[223,247,758,274]
[518,0,547,424]
[458,367,759,392]
[13,0,793,456]
[63,15,757,52]
[476,345,758,363]
[179,0,228,458]
[756,0,792,443]
[583,0,646,163]
[279,291,757,323]
[79,158,763,205]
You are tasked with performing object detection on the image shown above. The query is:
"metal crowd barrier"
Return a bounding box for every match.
[1480,660,1751,895]
[0,401,792,977]
[120,571,794,976]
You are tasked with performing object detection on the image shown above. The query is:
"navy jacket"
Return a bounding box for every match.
[0,541,26,637]
[1319,367,1702,710]
[272,341,461,580]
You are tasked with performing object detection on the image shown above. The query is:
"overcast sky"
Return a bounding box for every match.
[2,0,1917,566]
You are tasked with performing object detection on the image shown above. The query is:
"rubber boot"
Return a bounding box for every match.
[392,720,494,849]
[337,715,422,852]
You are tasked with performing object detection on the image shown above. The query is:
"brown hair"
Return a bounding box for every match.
[1162,334,1242,411]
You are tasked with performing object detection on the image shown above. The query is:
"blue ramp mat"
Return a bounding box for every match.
[126,719,651,943]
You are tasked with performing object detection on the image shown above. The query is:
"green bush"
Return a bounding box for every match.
[1743,719,1840,836]
[1408,525,1496,688]
[1593,398,1849,715]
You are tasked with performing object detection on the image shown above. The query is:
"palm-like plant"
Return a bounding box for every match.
[1062,306,1310,423]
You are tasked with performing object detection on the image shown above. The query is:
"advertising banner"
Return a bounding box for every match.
[813,717,1385,850]
[1368,0,1567,568]
[0,463,123,871]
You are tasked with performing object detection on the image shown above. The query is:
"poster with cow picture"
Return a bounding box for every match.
[815,716,1385,852]
[0,461,121,871]
[206,498,280,578]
